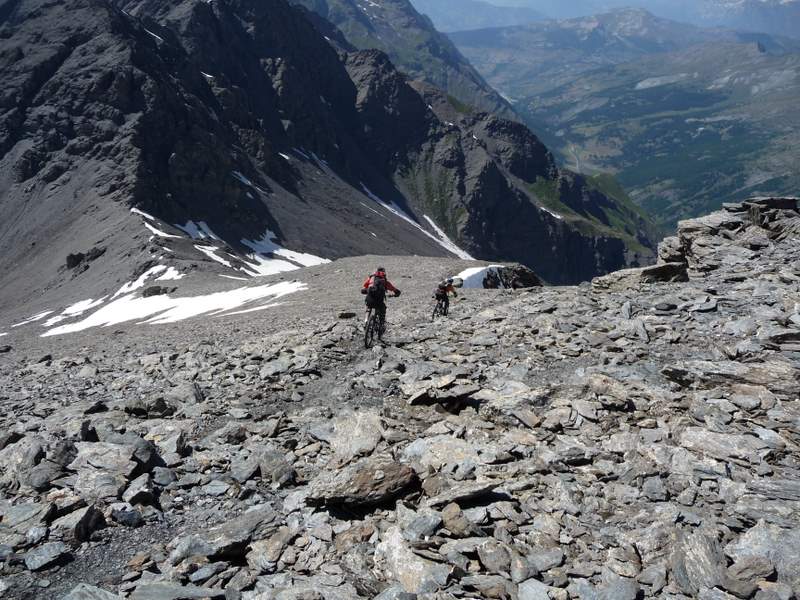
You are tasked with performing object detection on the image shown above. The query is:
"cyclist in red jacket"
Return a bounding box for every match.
[361,267,401,325]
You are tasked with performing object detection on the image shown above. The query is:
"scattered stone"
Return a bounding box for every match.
[63,584,124,599]
[307,456,417,507]
[24,541,69,571]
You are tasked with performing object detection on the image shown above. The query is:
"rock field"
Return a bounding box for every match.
[1,197,799,599]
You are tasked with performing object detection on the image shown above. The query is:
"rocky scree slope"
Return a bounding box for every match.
[0,197,798,599]
[0,0,656,311]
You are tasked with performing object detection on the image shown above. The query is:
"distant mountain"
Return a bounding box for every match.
[409,0,545,32]
[689,0,800,38]
[450,8,800,226]
[289,0,515,118]
[480,0,800,39]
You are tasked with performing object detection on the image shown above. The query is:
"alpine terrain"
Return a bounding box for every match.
[1,0,800,598]
[449,8,800,226]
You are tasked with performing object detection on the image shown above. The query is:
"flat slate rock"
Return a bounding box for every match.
[63,584,124,600]
[169,505,276,563]
[24,541,69,571]
[307,456,417,507]
[129,583,226,600]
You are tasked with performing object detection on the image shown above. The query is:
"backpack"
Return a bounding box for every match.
[368,275,386,299]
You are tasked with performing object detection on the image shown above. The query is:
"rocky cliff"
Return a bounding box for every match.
[0,197,797,598]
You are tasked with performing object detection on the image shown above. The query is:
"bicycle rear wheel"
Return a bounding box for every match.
[431,301,443,322]
[364,312,377,348]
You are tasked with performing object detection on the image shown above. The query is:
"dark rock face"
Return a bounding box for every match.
[344,51,656,283]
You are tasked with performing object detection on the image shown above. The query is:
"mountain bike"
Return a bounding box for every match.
[364,307,386,348]
[431,296,448,322]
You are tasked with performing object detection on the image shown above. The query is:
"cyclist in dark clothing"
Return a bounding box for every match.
[434,277,458,315]
[361,267,400,326]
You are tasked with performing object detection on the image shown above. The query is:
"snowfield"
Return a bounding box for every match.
[42,281,307,337]
[455,265,507,288]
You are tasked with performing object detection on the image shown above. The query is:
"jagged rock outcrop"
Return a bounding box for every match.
[0,197,797,598]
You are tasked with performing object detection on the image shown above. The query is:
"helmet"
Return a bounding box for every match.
[376,267,386,275]
[446,278,454,284]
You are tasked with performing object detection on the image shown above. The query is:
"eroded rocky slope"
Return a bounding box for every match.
[0,197,798,599]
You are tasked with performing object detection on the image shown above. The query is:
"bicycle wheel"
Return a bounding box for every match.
[431,301,443,322]
[378,315,386,340]
[364,312,377,348]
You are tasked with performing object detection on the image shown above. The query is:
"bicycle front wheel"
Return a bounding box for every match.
[364,313,377,348]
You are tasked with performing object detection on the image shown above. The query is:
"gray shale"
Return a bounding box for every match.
[1,196,799,599]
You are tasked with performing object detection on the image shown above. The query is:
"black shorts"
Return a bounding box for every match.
[365,293,385,310]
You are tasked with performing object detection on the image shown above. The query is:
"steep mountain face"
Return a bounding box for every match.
[0,0,657,307]
[345,53,658,282]
[289,0,515,118]
[409,0,544,33]
[450,9,800,226]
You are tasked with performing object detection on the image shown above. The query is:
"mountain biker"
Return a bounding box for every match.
[361,267,400,326]
[434,277,458,316]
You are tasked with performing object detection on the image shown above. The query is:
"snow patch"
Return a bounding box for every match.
[44,298,107,327]
[239,255,299,277]
[195,245,232,268]
[131,208,155,220]
[12,311,54,328]
[113,266,168,299]
[144,222,180,239]
[242,232,330,269]
[0,332,7,337]
[220,275,248,281]
[176,221,220,240]
[422,216,474,260]
[43,281,307,336]
[279,153,292,161]
[540,206,564,221]
[156,267,185,281]
[232,170,254,187]
[455,265,507,289]
[144,28,164,43]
